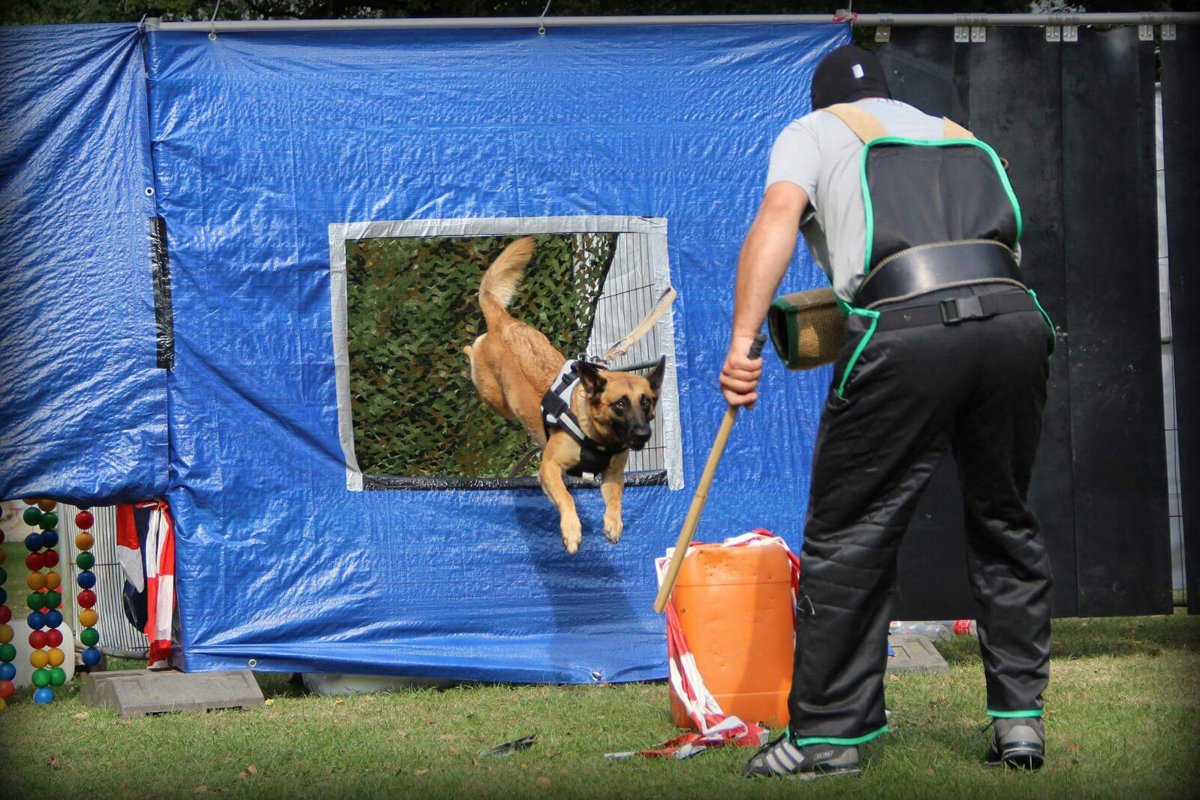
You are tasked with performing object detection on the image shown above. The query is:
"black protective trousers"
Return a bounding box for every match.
[788,283,1055,744]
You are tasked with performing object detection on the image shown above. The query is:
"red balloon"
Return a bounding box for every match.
[42,549,60,568]
[46,628,64,648]
[25,553,45,571]
[75,510,95,530]
[0,680,14,699]
[0,606,10,624]
[77,590,97,609]
[29,630,48,649]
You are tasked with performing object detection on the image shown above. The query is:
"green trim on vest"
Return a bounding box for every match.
[859,137,1024,274]
[1027,289,1057,360]
[836,307,880,398]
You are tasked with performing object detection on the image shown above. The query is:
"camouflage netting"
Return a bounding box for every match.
[346,234,616,478]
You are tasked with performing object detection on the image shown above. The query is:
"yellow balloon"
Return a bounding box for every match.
[75,532,94,551]
[30,650,49,669]
[0,625,11,644]
[0,548,6,564]
[44,572,61,591]
[37,498,58,512]
[48,648,65,667]
[79,609,99,628]
[0,696,6,711]
[26,573,47,591]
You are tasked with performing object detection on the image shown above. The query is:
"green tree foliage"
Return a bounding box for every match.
[345,233,615,478]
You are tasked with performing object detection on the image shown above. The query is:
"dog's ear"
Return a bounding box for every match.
[646,356,667,394]
[576,361,607,397]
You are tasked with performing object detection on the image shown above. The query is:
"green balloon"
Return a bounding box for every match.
[43,591,61,610]
[76,552,95,570]
[0,567,6,584]
[31,668,51,688]
[0,643,15,662]
[27,592,47,611]
[49,667,67,687]
[22,507,43,526]
[39,512,58,530]
[80,628,100,647]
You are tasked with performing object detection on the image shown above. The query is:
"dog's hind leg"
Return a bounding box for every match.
[466,334,515,418]
[600,451,629,544]
[540,437,582,554]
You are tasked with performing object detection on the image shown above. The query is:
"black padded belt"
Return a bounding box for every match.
[856,241,1024,309]
[874,289,1037,332]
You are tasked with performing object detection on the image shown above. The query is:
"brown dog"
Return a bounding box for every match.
[463,237,666,554]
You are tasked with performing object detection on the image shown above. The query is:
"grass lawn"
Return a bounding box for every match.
[0,614,1196,799]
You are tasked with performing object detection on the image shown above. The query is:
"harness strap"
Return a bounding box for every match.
[825,103,977,145]
[541,360,618,480]
[823,102,889,142]
[942,117,975,140]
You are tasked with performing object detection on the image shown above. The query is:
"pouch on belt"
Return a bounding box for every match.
[767,286,843,371]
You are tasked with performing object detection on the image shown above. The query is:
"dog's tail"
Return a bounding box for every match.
[479,236,535,329]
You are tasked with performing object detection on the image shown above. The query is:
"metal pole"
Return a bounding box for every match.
[149,12,1200,33]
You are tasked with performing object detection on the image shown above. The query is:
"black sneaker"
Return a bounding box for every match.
[741,734,861,779]
[985,717,1045,771]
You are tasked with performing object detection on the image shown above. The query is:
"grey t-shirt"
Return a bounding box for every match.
[765,98,944,302]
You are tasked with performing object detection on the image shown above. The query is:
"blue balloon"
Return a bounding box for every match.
[41,529,59,548]
[33,687,55,704]
[0,662,15,680]
[24,532,44,552]
[81,647,102,666]
[45,610,64,629]
[27,610,47,630]
[77,570,96,589]
[0,588,6,606]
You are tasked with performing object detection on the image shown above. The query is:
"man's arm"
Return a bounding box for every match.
[719,180,809,407]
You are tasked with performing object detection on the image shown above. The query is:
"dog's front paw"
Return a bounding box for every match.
[603,514,623,544]
[561,516,583,555]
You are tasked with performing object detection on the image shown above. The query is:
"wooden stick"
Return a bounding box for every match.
[653,333,765,613]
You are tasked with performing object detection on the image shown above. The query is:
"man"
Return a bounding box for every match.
[720,45,1055,779]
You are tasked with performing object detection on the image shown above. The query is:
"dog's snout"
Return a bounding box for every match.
[631,426,652,449]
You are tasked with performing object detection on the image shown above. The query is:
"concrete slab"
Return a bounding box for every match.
[886,634,950,675]
[81,669,264,716]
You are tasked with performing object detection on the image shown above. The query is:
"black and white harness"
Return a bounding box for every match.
[541,360,618,481]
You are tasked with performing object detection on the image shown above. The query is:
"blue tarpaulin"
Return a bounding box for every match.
[1,21,847,681]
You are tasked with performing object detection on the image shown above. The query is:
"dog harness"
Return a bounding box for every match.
[541,360,618,480]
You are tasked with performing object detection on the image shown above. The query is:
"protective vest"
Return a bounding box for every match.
[801,104,1022,297]
[541,360,617,480]
[771,104,1039,385]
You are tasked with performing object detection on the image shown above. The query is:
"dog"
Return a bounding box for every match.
[463,236,666,554]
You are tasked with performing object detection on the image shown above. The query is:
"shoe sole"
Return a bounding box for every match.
[985,748,1045,771]
[743,765,863,780]
[796,766,863,781]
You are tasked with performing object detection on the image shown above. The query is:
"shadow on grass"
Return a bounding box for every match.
[935,613,1199,665]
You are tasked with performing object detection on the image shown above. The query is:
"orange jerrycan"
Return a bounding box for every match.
[668,541,795,728]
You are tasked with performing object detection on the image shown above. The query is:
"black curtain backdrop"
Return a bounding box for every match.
[875,26,1174,619]
[1161,26,1200,615]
